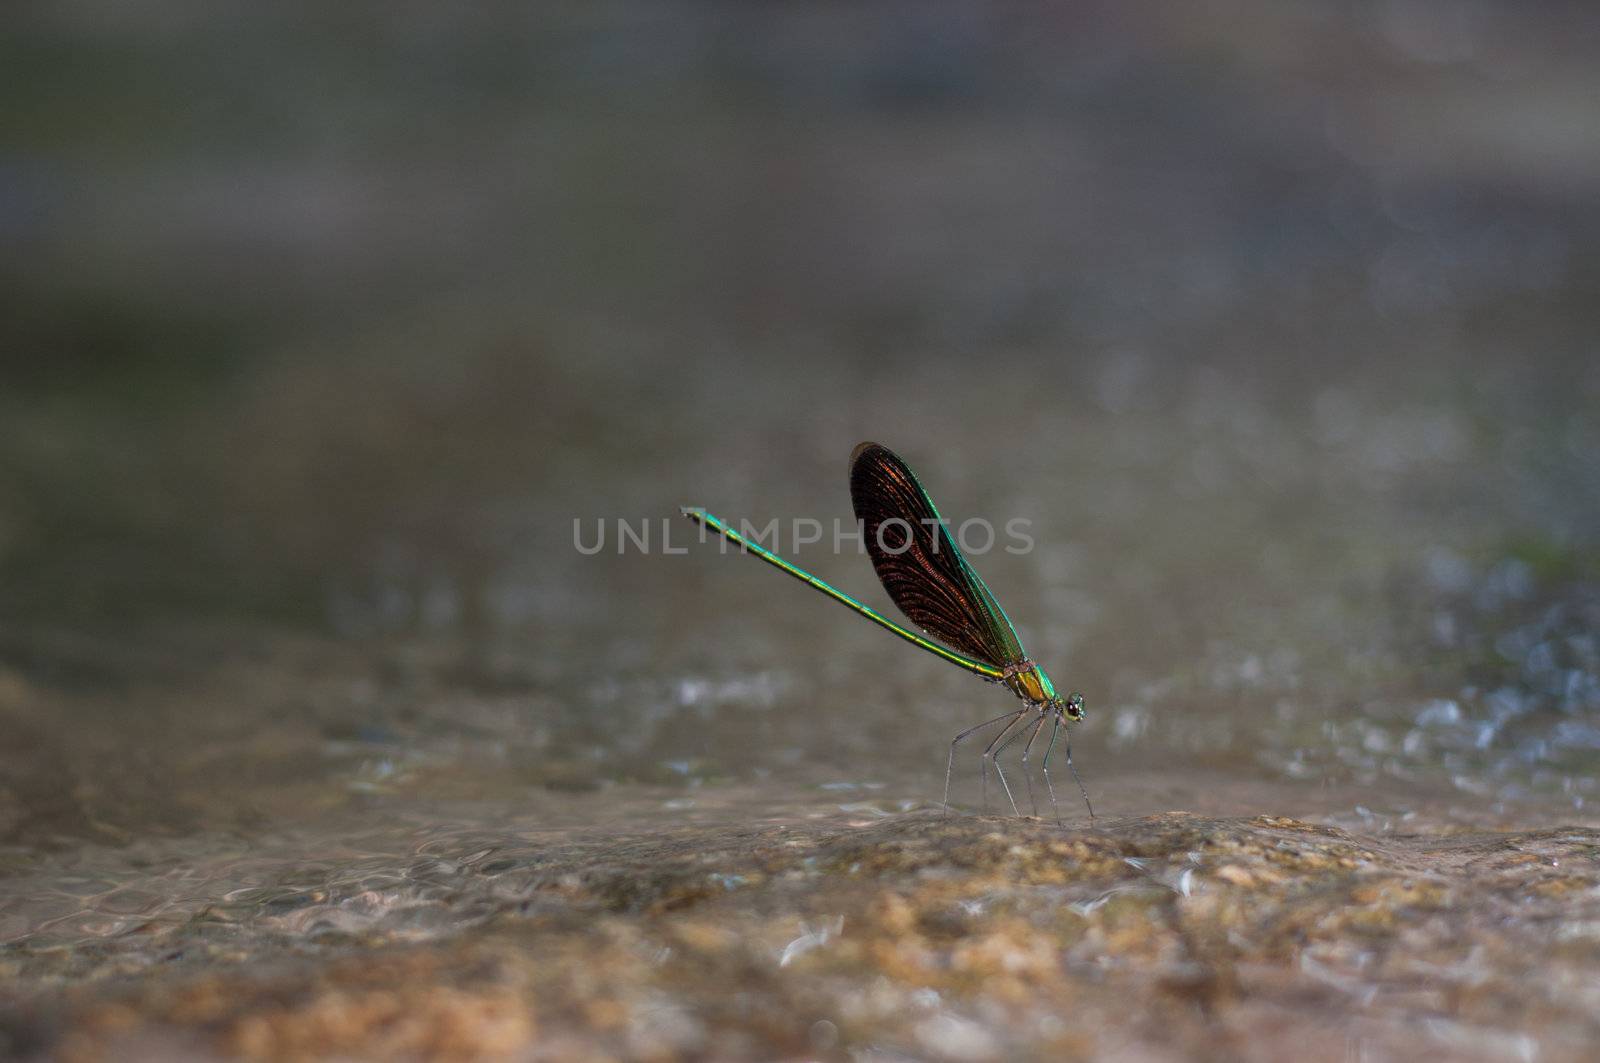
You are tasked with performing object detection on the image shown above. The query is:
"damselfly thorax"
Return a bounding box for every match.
[999,659,1057,705]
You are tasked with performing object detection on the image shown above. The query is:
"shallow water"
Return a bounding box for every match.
[3,3,1600,1058]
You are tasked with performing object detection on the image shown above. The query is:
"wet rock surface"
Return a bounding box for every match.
[6,810,1598,1061]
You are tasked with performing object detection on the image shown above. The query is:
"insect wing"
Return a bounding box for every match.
[848,442,1026,668]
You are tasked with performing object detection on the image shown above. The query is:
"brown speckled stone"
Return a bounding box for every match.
[6,811,1600,1061]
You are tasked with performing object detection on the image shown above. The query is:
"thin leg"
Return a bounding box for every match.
[985,713,1030,816]
[945,710,1023,815]
[1065,727,1095,821]
[994,711,1041,818]
[1041,714,1062,824]
[979,710,1030,816]
[1019,712,1049,817]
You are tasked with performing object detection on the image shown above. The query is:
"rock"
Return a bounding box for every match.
[6,811,1599,1061]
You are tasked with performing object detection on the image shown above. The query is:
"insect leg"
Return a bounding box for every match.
[1019,710,1049,818]
[1065,724,1095,821]
[987,712,1032,817]
[979,711,1029,814]
[945,710,1024,815]
[1041,713,1062,824]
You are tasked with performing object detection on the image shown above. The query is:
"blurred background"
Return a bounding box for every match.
[2,1,1599,862]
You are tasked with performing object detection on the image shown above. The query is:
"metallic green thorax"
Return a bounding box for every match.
[1006,664,1056,703]
[1001,662,1083,721]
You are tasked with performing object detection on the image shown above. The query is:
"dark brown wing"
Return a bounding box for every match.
[849,442,1027,668]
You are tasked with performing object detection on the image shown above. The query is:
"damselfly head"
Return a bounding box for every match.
[1062,691,1086,722]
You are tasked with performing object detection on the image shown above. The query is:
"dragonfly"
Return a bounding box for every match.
[682,441,1092,820]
